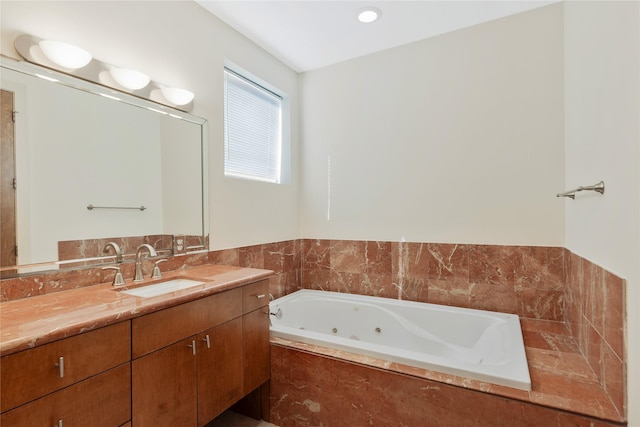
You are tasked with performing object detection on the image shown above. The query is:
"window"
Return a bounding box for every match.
[223,68,283,183]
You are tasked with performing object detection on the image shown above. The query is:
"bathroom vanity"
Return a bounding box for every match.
[0,265,272,427]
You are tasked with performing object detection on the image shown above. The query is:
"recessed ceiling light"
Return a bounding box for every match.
[357,7,381,24]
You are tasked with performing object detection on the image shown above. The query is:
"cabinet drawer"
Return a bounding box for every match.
[1,363,131,427]
[132,288,242,358]
[1,321,130,412]
[242,280,270,313]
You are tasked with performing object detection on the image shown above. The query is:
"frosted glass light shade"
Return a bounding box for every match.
[38,40,92,69]
[161,87,194,105]
[110,67,150,90]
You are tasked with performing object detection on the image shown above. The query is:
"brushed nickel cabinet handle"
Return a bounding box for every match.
[256,294,266,299]
[55,356,64,378]
[202,334,211,349]
[187,340,196,355]
[56,419,63,427]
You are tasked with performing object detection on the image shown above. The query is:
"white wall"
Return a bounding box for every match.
[299,4,565,246]
[564,1,640,423]
[0,0,300,252]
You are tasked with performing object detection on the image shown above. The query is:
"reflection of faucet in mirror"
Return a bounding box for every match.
[103,242,124,263]
[134,244,157,282]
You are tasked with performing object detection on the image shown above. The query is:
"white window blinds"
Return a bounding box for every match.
[224,68,282,183]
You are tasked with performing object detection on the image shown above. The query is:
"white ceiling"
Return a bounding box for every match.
[195,0,559,73]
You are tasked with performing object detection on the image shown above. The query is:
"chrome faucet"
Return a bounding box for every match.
[133,244,157,282]
[103,242,124,263]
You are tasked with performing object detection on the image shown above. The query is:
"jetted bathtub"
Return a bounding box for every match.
[269,290,531,391]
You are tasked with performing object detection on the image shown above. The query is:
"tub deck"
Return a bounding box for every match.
[271,318,624,425]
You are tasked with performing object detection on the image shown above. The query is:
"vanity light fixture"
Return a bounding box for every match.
[15,34,195,111]
[160,87,195,106]
[109,67,150,90]
[38,40,92,69]
[357,7,381,23]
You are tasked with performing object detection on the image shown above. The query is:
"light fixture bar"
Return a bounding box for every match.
[14,33,195,112]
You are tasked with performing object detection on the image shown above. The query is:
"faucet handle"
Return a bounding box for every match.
[151,259,167,279]
[103,266,126,286]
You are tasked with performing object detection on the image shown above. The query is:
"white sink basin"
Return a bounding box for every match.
[120,278,205,298]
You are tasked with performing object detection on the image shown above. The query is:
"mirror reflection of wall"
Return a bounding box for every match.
[0,62,206,268]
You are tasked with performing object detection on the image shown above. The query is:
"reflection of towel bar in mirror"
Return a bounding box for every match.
[87,204,147,211]
[556,181,605,199]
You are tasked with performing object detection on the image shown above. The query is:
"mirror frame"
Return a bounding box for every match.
[0,55,209,278]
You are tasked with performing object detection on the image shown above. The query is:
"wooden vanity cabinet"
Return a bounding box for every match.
[131,280,271,427]
[0,322,131,426]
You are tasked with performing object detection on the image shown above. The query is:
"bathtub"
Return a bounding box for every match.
[269,290,531,391]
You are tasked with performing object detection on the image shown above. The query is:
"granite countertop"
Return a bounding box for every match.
[0,264,273,356]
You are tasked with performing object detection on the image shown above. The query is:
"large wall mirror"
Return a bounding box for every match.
[0,56,208,277]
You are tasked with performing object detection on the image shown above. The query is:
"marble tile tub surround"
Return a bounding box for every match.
[270,335,625,427]
[300,240,566,321]
[209,240,568,320]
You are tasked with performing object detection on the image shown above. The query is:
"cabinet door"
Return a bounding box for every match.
[132,337,197,427]
[197,317,243,426]
[1,363,130,427]
[243,307,270,394]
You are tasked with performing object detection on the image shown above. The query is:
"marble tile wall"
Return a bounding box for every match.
[58,234,173,261]
[57,233,206,261]
[209,240,301,299]
[565,250,626,418]
[301,239,565,321]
